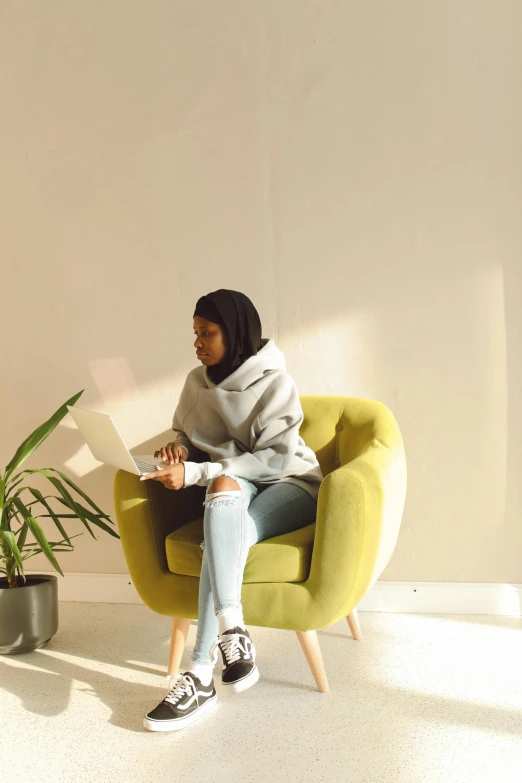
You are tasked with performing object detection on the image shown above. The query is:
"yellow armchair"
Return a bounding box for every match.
[113,395,407,693]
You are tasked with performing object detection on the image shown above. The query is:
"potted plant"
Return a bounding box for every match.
[0,389,119,654]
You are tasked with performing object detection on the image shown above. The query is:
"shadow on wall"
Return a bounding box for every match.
[2,0,521,583]
[15,256,516,581]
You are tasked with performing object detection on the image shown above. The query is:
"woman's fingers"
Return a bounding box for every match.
[155,442,185,465]
[165,443,179,464]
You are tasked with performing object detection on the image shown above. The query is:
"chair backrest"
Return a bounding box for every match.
[299,395,404,475]
[300,395,406,588]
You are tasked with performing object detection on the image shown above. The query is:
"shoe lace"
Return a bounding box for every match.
[164,673,195,705]
[210,631,252,667]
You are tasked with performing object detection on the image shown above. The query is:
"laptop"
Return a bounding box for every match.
[66,405,168,476]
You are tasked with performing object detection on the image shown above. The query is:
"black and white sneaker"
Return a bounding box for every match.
[143,671,217,732]
[209,626,260,693]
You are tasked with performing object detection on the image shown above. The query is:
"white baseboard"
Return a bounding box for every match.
[24,571,522,616]
[357,580,522,616]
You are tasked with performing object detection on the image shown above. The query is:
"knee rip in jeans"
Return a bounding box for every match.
[204,497,239,508]
[202,473,241,508]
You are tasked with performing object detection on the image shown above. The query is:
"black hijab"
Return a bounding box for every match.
[193,289,263,385]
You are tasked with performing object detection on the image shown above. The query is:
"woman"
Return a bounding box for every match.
[141,289,323,732]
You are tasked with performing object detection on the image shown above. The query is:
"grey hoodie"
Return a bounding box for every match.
[171,338,323,500]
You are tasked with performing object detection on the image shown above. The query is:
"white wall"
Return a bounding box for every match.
[2,0,521,582]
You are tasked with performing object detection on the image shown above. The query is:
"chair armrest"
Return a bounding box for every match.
[113,469,206,574]
[307,441,407,624]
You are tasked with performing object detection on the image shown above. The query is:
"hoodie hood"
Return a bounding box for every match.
[203,338,286,391]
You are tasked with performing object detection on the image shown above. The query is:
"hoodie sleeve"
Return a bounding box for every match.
[171,411,190,460]
[182,371,306,488]
[170,371,198,461]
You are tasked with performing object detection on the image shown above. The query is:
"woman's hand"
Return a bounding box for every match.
[154,441,188,465]
[140,463,185,490]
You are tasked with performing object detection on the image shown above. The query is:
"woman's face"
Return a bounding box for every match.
[193,316,227,366]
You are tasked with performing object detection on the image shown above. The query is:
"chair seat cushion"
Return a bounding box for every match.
[165,517,316,583]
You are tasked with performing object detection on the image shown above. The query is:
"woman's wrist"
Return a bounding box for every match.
[182,461,206,488]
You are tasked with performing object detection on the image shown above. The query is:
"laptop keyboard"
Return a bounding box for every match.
[134,459,158,474]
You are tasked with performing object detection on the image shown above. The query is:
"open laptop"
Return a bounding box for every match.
[66,405,168,476]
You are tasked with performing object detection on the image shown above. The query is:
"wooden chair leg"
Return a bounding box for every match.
[347,608,362,640]
[296,630,330,693]
[167,617,192,676]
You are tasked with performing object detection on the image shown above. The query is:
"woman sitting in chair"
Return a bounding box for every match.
[141,288,323,732]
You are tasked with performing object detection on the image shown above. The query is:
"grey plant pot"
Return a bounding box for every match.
[0,574,59,654]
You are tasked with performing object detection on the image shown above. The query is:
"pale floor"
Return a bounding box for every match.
[1,604,521,783]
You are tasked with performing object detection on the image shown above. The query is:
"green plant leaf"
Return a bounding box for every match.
[53,496,120,539]
[33,472,97,539]
[24,487,73,545]
[11,468,96,538]
[11,498,64,576]
[1,530,24,573]
[21,548,72,560]
[7,467,113,523]
[47,468,113,522]
[0,477,5,523]
[25,494,55,508]
[17,520,29,550]
[5,474,27,496]
[15,470,117,540]
[20,532,82,560]
[3,390,84,483]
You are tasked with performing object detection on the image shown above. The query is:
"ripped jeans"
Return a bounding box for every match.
[191,472,318,665]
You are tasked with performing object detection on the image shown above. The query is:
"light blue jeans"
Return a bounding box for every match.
[191,472,318,665]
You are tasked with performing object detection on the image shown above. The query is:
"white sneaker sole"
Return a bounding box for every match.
[143,693,217,732]
[222,665,260,694]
